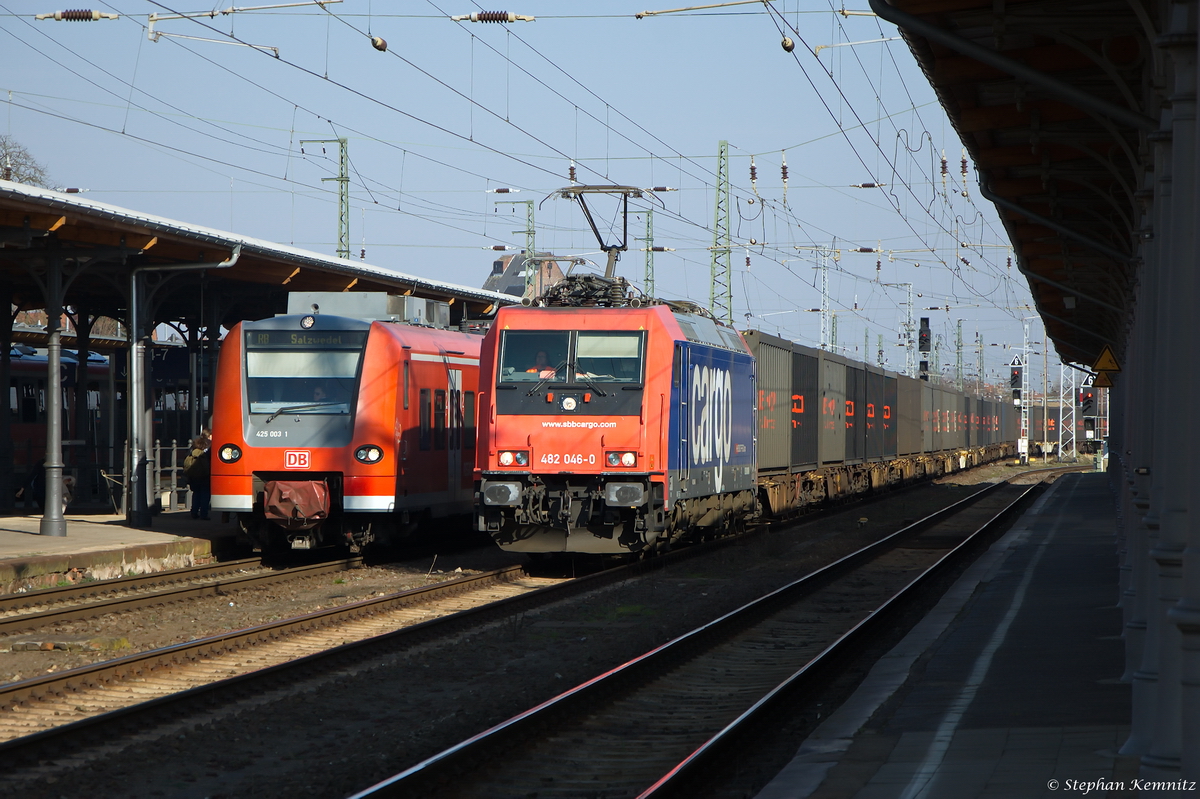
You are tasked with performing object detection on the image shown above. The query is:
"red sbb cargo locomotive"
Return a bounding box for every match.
[475,277,757,556]
[211,310,480,552]
[475,276,1017,557]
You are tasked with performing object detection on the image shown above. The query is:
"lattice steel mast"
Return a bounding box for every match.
[301,137,349,259]
[710,140,732,323]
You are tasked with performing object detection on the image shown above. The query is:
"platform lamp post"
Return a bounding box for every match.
[40,255,67,535]
[13,242,95,536]
[127,246,240,528]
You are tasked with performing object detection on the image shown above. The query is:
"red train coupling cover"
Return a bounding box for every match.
[263,480,330,530]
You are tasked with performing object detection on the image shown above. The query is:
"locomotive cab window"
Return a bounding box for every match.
[576,332,643,383]
[244,329,366,415]
[497,330,644,386]
[498,331,570,383]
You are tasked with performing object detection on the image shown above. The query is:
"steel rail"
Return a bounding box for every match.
[348,472,1052,798]
[0,563,537,765]
[0,558,264,613]
[0,557,367,635]
[0,479,933,767]
[639,478,1049,797]
[0,464,1075,773]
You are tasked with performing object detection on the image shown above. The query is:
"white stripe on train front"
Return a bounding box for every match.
[408,353,479,366]
[343,496,395,512]
[212,495,253,511]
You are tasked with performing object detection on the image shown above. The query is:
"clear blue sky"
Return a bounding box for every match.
[1,0,1053,388]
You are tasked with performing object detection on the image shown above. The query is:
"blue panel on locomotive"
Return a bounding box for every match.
[666,341,757,499]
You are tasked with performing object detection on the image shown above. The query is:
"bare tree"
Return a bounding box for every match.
[0,135,51,187]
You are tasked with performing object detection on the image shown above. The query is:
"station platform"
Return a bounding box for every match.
[758,472,1137,799]
[0,511,234,593]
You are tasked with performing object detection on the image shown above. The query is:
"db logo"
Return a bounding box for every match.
[284,451,311,469]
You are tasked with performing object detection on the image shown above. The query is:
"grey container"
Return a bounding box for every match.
[741,330,793,471]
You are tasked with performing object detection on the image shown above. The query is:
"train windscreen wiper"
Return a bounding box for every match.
[571,366,608,397]
[525,360,569,396]
[264,401,342,424]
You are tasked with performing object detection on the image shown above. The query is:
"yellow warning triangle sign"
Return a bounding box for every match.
[1093,371,1114,388]
[1093,346,1121,373]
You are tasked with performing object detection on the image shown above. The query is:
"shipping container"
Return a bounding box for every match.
[897,375,922,455]
[921,381,934,453]
[819,356,847,464]
[845,364,865,463]
[742,330,792,470]
[883,375,898,457]
[865,369,885,460]
[791,346,819,469]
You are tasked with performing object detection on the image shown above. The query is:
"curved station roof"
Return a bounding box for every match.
[0,180,514,336]
[876,0,1154,367]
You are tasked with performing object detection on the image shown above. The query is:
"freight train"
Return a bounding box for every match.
[474,275,1019,556]
[210,297,481,552]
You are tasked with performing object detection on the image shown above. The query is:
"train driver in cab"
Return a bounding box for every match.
[526,350,558,379]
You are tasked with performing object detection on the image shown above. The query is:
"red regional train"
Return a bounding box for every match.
[210,309,481,552]
[475,275,1017,557]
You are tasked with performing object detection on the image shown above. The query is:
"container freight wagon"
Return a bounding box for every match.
[474,274,1017,557]
[744,330,1016,518]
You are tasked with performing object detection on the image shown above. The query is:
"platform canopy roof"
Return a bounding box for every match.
[0,180,515,336]
[879,0,1156,367]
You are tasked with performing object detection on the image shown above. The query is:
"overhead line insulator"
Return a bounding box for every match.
[451,11,535,22]
[36,9,118,20]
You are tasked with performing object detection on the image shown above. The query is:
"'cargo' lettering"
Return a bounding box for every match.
[691,364,733,489]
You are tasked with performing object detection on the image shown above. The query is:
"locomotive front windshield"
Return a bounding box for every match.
[244,329,367,415]
[498,330,644,384]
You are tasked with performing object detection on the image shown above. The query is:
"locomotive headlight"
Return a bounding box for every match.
[497,450,528,467]
[606,451,636,467]
[561,396,577,411]
[218,444,242,463]
[354,445,384,464]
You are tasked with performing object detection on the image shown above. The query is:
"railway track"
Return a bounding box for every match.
[0,564,563,752]
[350,469,1066,799]
[0,556,367,636]
[0,466,1076,786]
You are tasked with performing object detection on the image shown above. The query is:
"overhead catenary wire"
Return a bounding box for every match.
[8,0,1035,364]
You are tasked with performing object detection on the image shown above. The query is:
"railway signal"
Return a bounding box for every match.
[1080,389,1096,416]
